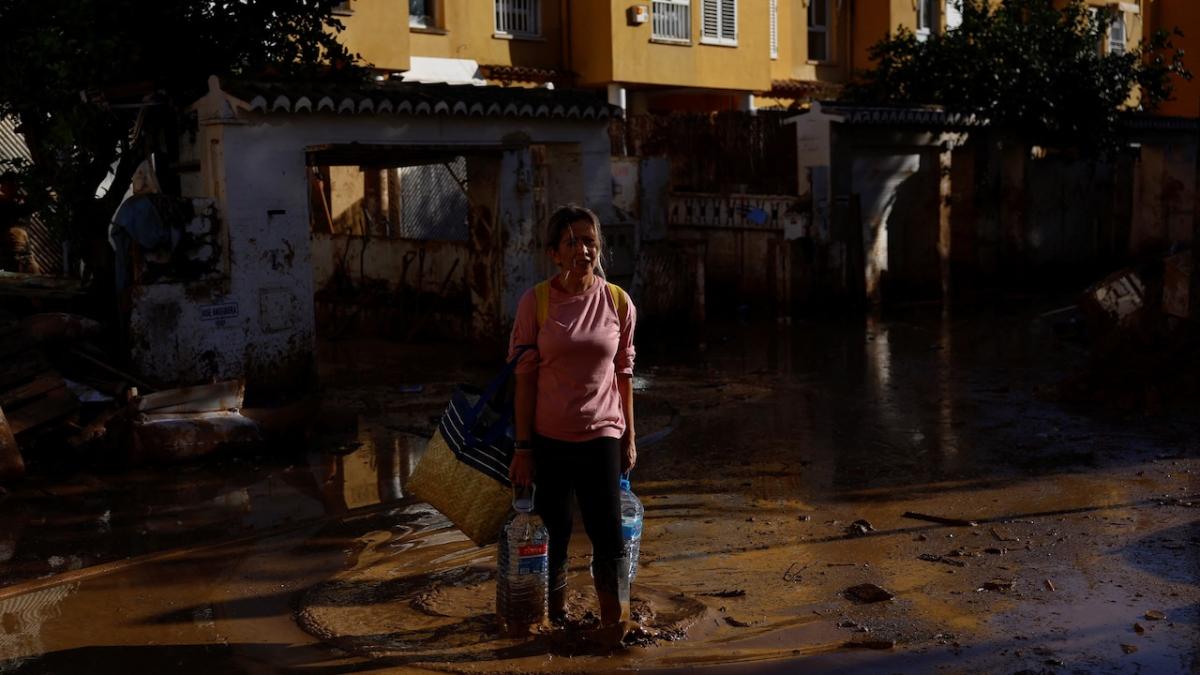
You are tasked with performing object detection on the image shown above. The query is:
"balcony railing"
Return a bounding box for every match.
[495,0,540,38]
[652,0,691,42]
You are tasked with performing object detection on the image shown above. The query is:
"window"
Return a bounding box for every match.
[808,0,829,61]
[652,0,691,42]
[410,0,434,28]
[1108,13,1126,55]
[494,0,541,38]
[916,0,938,40]
[769,0,778,59]
[332,0,352,15]
[701,0,737,46]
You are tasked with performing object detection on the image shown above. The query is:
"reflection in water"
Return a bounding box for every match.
[0,582,78,668]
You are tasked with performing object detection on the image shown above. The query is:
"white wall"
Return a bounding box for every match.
[132,111,613,389]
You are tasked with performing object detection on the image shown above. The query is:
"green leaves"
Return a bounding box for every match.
[844,0,1190,157]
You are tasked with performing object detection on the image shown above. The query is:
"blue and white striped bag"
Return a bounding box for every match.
[407,346,532,545]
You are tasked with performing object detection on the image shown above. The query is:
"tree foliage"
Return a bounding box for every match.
[0,0,363,271]
[844,0,1190,155]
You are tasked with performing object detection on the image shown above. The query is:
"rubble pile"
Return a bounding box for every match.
[1049,249,1199,415]
[0,307,260,481]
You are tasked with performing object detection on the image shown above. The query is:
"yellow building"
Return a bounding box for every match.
[1145,0,1200,117]
[334,0,1167,113]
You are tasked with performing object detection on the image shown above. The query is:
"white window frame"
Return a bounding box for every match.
[916,0,938,41]
[700,0,737,47]
[769,0,779,59]
[494,0,541,39]
[651,0,692,43]
[1108,12,1126,55]
[807,0,830,62]
[409,0,434,28]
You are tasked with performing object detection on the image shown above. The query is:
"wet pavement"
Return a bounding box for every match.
[1,304,1198,673]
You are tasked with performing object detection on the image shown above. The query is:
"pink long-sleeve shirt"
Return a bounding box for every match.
[508,278,636,443]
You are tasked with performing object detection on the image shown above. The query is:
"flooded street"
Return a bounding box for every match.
[1,304,1197,673]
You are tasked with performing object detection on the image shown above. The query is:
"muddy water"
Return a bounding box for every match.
[2,312,1198,673]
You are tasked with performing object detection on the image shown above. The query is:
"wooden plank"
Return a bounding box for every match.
[0,372,64,409]
[132,379,244,414]
[8,385,79,435]
[0,352,50,391]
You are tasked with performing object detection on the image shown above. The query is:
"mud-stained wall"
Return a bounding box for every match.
[1130,141,1197,255]
[667,193,802,312]
[168,106,612,391]
[311,233,470,339]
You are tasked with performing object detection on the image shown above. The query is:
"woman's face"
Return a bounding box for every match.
[551,219,598,277]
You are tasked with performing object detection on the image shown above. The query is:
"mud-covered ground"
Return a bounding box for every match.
[1,303,1197,674]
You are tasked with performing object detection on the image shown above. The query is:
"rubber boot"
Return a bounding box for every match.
[592,556,631,646]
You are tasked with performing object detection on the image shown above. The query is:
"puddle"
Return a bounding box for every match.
[2,313,1198,673]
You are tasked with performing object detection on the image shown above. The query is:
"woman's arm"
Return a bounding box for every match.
[617,374,636,474]
[509,371,536,486]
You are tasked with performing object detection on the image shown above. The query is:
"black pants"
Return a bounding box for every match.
[533,434,624,594]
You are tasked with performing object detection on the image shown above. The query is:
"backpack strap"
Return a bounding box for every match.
[535,279,628,327]
[607,282,628,323]
[534,280,551,328]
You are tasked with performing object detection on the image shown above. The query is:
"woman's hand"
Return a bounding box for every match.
[621,434,637,474]
[509,450,534,487]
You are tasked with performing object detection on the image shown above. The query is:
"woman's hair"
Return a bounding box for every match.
[544,204,605,274]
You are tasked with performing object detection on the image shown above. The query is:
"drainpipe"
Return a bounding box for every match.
[560,0,573,84]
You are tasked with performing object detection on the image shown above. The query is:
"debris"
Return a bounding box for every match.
[1144,610,1166,621]
[724,616,751,628]
[902,511,978,527]
[782,563,806,583]
[846,519,875,536]
[1133,622,1145,634]
[797,514,812,522]
[1080,267,1146,330]
[699,589,746,598]
[844,583,894,603]
[132,380,244,415]
[1121,644,1138,655]
[991,527,1020,542]
[123,380,262,463]
[918,553,966,568]
[837,620,858,628]
[978,579,1015,593]
[1043,579,1056,592]
[913,533,928,542]
[841,639,895,650]
[984,547,1006,555]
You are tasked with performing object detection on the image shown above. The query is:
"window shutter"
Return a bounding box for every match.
[769,0,778,58]
[720,0,736,41]
[702,0,719,39]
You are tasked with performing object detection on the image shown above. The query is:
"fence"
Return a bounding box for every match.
[611,111,798,195]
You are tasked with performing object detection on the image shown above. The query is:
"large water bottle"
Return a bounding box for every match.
[496,487,549,636]
[620,476,644,582]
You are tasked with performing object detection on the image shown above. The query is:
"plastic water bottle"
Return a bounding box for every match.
[620,476,644,582]
[496,487,549,636]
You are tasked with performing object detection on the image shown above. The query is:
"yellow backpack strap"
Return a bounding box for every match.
[534,281,551,328]
[607,282,628,323]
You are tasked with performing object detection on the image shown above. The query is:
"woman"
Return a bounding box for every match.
[507,204,637,631]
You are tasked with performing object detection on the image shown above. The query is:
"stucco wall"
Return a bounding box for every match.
[409,0,563,68]
[140,110,613,389]
[337,1,411,71]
